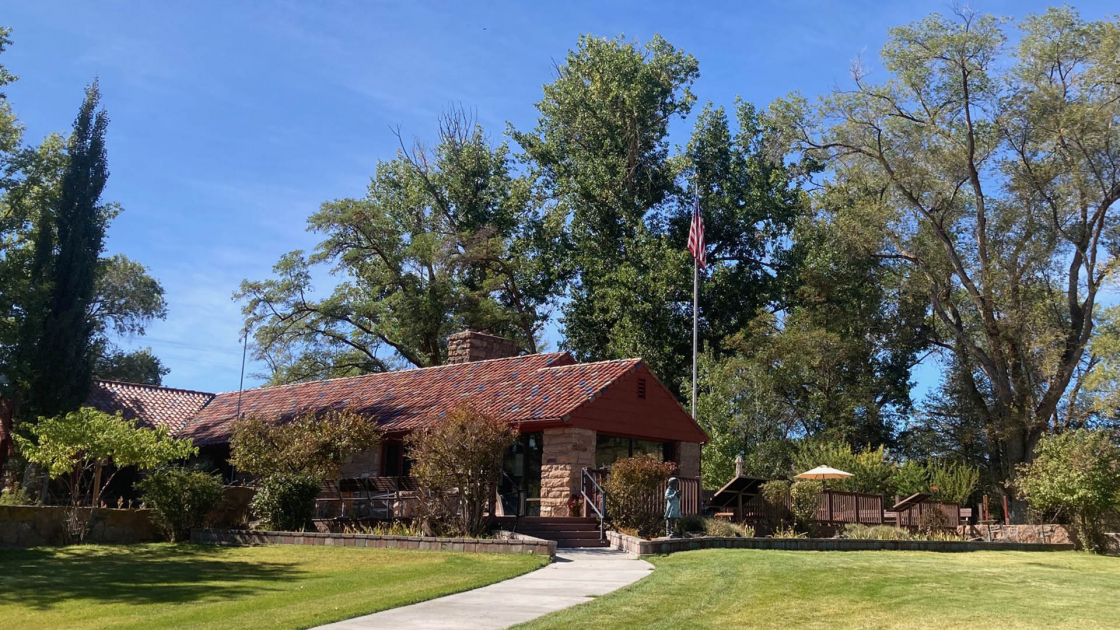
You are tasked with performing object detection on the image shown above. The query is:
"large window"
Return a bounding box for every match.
[595,435,672,468]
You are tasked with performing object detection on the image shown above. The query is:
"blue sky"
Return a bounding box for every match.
[3,0,1114,397]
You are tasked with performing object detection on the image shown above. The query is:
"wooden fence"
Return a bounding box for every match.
[737,489,885,526]
[583,469,701,517]
[887,500,961,528]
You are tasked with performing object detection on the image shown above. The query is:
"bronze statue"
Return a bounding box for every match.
[665,476,681,537]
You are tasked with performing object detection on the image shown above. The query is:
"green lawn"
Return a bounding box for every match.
[0,543,547,630]
[519,549,1120,630]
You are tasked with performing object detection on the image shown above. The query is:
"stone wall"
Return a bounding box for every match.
[446,330,519,364]
[677,442,701,478]
[606,530,1076,557]
[962,523,1072,545]
[540,427,595,517]
[340,446,381,478]
[192,527,556,557]
[0,506,160,546]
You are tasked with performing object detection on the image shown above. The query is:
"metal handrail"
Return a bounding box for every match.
[581,467,606,541]
[498,469,523,533]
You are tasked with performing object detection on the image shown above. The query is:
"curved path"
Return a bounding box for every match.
[316,548,653,630]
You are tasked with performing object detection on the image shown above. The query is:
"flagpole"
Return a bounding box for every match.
[691,256,698,418]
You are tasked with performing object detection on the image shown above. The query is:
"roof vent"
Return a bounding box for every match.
[637,378,647,399]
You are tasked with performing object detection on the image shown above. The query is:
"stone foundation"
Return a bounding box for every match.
[540,427,595,517]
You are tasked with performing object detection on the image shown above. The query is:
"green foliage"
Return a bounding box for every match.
[674,513,705,534]
[928,461,980,505]
[772,6,1120,517]
[250,472,321,532]
[15,407,196,502]
[238,110,561,383]
[0,483,32,505]
[138,467,223,542]
[1016,430,1120,552]
[760,479,790,508]
[603,454,676,537]
[789,481,822,531]
[792,441,894,495]
[15,82,111,420]
[93,347,169,386]
[14,407,195,542]
[229,410,381,480]
[406,405,516,537]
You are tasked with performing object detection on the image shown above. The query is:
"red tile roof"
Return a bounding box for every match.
[87,381,216,434]
[178,352,646,445]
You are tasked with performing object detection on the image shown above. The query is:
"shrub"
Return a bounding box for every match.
[917,507,953,534]
[792,441,894,495]
[1016,429,1120,553]
[705,518,754,538]
[138,467,224,542]
[604,454,676,537]
[251,472,321,531]
[675,513,706,534]
[842,524,914,540]
[14,407,196,543]
[789,481,823,532]
[230,409,381,479]
[0,484,34,506]
[407,405,515,537]
[928,461,979,505]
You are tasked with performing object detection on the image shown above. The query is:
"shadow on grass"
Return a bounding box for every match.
[0,544,307,610]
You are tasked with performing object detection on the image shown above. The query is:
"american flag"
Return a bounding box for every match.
[687,195,706,270]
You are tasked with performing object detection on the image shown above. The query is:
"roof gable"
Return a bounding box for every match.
[87,381,216,434]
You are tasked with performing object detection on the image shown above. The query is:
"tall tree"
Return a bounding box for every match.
[16,82,110,420]
[514,35,700,391]
[516,37,807,395]
[239,111,563,384]
[773,7,1120,518]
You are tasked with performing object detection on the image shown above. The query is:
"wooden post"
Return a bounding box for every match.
[1002,494,1010,525]
[827,490,833,523]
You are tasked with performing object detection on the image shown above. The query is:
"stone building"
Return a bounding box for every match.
[87,330,708,519]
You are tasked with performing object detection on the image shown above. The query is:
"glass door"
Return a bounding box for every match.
[500,432,542,516]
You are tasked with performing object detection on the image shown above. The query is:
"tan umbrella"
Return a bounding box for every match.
[794,465,853,490]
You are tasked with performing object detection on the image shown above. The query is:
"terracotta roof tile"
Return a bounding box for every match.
[87,381,216,434]
[178,352,643,445]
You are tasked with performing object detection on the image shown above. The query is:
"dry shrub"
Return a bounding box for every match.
[604,454,676,537]
[407,405,516,537]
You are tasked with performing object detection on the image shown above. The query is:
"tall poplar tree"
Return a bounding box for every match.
[17,82,110,420]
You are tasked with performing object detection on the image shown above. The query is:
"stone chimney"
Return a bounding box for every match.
[446,330,520,364]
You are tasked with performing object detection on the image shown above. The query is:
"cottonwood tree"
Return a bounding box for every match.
[239,110,563,384]
[772,7,1120,519]
[516,37,806,394]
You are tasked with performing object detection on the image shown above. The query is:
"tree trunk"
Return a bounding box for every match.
[0,397,14,492]
[999,425,1042,524]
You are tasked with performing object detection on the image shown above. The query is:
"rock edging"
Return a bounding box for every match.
[191,528,556,557]
[606,530,1075,557]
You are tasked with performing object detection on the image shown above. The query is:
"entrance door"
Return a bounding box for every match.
[500,432,542,516]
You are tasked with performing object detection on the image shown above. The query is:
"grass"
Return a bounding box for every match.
[0,543,547,630]
[518,549,1120,630]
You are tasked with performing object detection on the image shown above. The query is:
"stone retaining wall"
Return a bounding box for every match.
[962,523,1071,545]
[0,506,159,546]
[607,531,1075,557]
[191,528,556,557]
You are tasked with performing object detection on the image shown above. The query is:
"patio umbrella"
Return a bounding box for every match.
[794,465,853,490]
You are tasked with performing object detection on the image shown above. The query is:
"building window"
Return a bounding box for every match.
[595,434,669,468]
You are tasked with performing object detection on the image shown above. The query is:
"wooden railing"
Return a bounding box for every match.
[583,468,701,516]
[888,500,961,528]
[315,477,419,521]
[737,489,885,525]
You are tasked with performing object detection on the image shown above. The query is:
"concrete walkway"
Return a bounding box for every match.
[316,548,654,630]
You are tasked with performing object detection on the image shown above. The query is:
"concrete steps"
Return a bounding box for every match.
[497,517,609,548]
